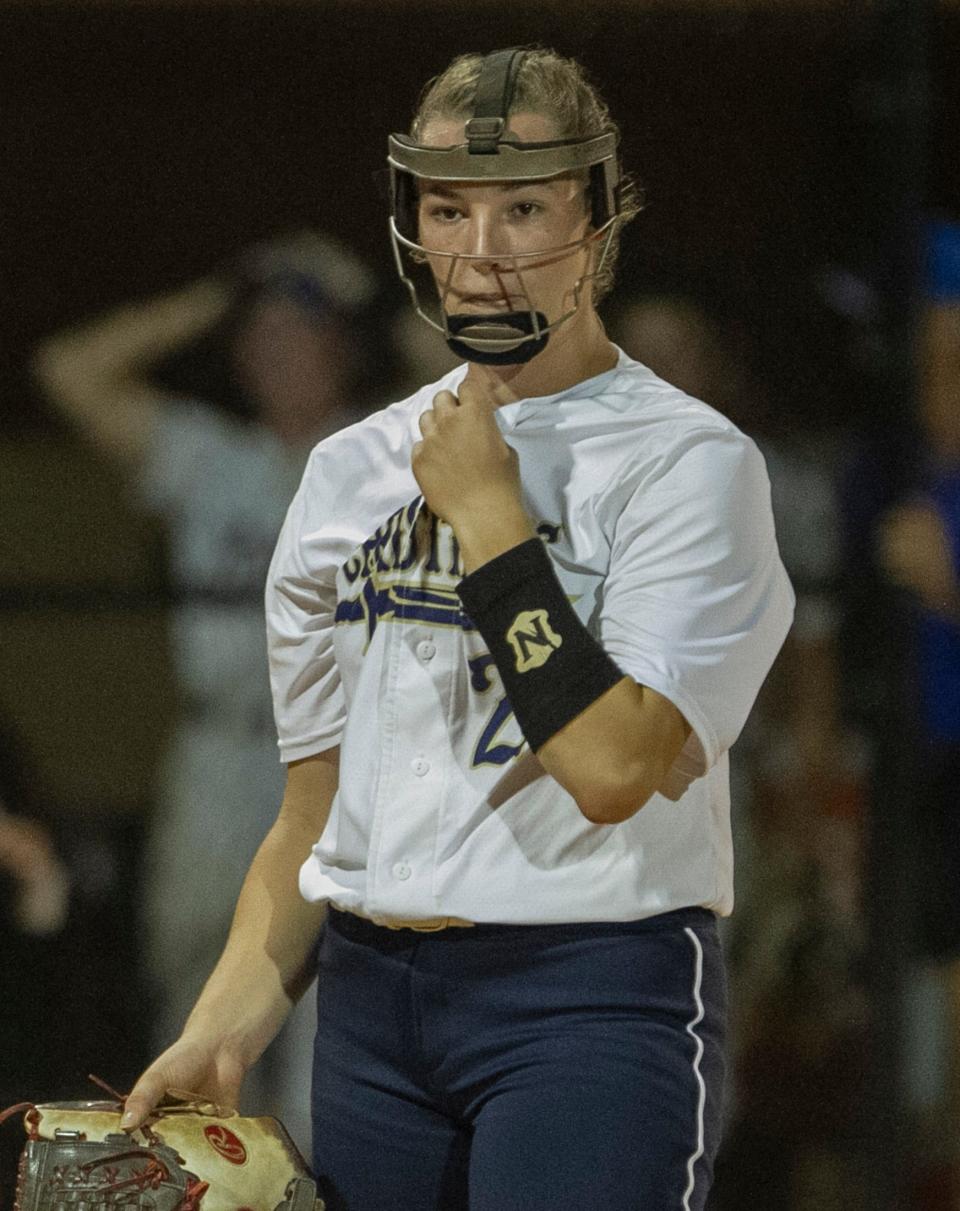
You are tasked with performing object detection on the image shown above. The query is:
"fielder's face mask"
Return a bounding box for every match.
[388,48,624,364]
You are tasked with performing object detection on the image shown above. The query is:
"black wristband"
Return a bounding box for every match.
[456,538,624,753]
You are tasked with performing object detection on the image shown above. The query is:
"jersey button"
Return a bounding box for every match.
[411,757,430,777]
[417,640,437,662]
[392,862,412,881]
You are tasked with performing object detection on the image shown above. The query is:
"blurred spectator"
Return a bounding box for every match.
[32,231,380,1153]
[870,219,960,1176]
[606,294,746,410]
[0,805,69,939]
[0,721,70,1192]
[876,223,960,925]
[611,291,869,1210]
[847,220,958,954]
[0,716,156,1200]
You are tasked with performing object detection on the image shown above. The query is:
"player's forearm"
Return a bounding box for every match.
[183,827,323,1065]
[183,753,337,1066]
[535,678,691,823]
[454,522,691,824]
[451,494,536,573]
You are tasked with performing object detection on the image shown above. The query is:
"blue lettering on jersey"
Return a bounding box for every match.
[336,498,474,646]
[341,498,421,585]
[468,654,524,766]
[334,501,564,769]
[336,577,475,647]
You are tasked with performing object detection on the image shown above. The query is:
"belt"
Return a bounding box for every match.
[381,916,475,932]
[331,908,474,934]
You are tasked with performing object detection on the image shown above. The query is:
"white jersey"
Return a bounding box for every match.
[266,349,794,924]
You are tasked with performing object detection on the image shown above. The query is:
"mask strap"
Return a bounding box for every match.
[465,48,526,154]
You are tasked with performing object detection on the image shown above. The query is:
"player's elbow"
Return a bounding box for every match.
[573,761,657,825]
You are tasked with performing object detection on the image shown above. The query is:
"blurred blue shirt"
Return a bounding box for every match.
[917,468,960,742]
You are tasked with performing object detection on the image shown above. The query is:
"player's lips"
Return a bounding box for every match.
[451,293,521,309]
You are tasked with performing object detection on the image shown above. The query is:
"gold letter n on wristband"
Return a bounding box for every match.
[506,609,563,672]
[458,538,623,752]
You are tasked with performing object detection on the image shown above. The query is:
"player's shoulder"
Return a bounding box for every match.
[539,351,771,533]
[537,348,760,480]
[579,349,746,438]
[289,366,469,525]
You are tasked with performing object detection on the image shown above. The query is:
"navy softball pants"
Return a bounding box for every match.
[311,907,726,1211]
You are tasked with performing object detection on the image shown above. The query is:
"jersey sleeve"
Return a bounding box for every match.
[599,427,795,800]
[265,445,347,762]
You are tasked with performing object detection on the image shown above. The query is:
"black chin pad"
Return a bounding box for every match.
[445,310,550,365]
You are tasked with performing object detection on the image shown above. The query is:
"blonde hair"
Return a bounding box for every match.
[411,48,641,300]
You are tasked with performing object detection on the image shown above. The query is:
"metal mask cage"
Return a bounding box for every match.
[386,129,625,352]
[389,216,619,355]
[386,47,628,362]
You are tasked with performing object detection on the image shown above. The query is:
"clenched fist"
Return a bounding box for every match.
[412,379,534,572]
[413,381,521,524]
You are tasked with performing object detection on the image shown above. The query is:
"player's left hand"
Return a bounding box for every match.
[412,380,523,526]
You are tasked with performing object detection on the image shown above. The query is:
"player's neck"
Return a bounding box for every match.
[462,306,617,406]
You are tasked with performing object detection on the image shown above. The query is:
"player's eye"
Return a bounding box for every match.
[428,205,463,223]
[510,200,543,219]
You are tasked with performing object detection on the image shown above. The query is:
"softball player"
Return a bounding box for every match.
[124,47,794,1210]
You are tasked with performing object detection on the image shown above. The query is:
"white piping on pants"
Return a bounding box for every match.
[682,926,707,1210]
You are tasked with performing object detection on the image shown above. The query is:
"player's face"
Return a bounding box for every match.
[415,112,596,323]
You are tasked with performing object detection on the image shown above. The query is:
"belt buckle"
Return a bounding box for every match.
[383,917,448,932]
[381,916,472,932]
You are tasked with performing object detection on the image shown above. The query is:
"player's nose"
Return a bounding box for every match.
[462,209,504,265]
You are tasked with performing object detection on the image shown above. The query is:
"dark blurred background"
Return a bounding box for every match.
[2,2,959,1208]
